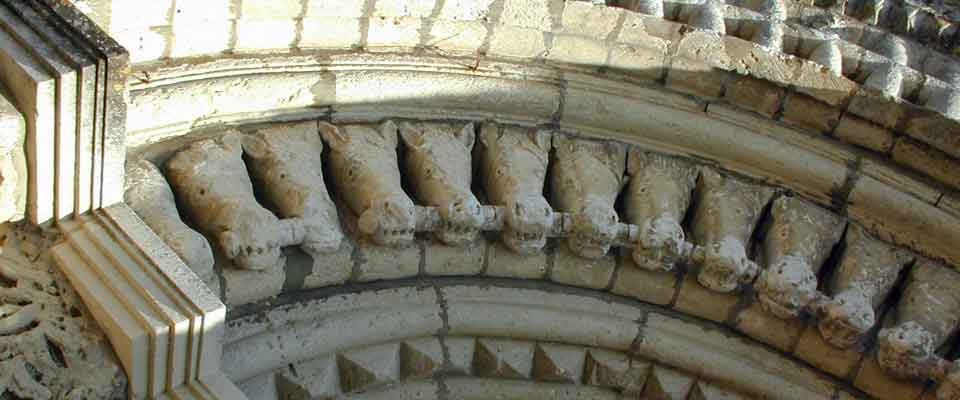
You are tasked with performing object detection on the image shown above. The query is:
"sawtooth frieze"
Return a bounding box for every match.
[125,117,960,398]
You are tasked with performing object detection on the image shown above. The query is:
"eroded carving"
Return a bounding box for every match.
[166,133,286,270]
[124,159,215,281]
[624,150,697,272]
[242,123,344,255]
[550,136,627,259]
[817,225,912,348]
[478,124,554,254]
[399,122,481,246]
[877,260,960,380]
[0,226,126,399]
[755,196,845,319]
[320,121,416,247]
[689,169,775,292]
[0,129,23,223]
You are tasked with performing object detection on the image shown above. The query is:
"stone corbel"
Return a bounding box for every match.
[242,122,345,255]
[399,121,483,246]
[478,123,554,255]
[754,196,845,319]
[875,261,960,389]
[689,169,775,293]
[623,149,697,272]
[549,135,628,260]
[816,225,912,349]
[319,120,417,247]
[165,133,306,271]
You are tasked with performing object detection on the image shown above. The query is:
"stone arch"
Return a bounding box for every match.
[1,0,954,399]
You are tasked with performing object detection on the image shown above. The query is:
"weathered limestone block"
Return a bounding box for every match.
[877,260,960,380]
[319,121,416,247]
[689,169,775,292]
[242,122,344,256]
[166,133,285,270]
[478,124,554,254]
[550,136,627,259]
[755,196,845,319]
[624,150,697,272]
[399,122,481,246]
[817,225,912,348]
[124,159,215,281]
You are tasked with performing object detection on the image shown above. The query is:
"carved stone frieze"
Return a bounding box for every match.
[550,136,628,260]
[478,123,554,255]
[319,120,417,247]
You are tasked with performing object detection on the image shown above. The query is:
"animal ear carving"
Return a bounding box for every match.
[379,120,399,148]
[241,134,269,159]
[479,123,500,148]
[456,123,476,148]
[399,122,426,149]
[318,121,347,151]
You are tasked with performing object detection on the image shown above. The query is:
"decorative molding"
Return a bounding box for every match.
[0,0,127,225]
[51,203,243,399]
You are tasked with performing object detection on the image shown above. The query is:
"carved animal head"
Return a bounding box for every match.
[319,121,416,247]
[552,137,627,260]
[877,321,938,380]
[480,125,553,253]
[568,198,620,259]
[691,236,758,292]
[755,255,818,319]
[633,215,688,271]
[357,192,416,247]
[816,290,874,348]
[400,122,482,246]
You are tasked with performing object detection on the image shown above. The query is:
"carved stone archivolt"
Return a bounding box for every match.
[125,117,960,398]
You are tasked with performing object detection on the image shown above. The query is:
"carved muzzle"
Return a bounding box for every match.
[358,194,417,247]
[568,201,619,259]
[692,236,759,293]
[755,255,818,319]
[633,216,687,271]
[503,194,554,255]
